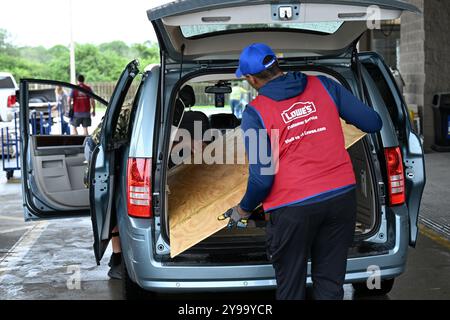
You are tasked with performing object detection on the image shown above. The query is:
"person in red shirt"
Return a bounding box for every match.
[68,74,96,136]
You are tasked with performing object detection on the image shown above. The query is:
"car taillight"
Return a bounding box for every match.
[7,95,16,108]
[384,147,405,206]
[127,158,152,218]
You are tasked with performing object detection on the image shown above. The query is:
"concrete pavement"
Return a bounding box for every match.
[0,153,449,300]
[419,152,450,240]
[0,173,29,262]
[0,214,449,300]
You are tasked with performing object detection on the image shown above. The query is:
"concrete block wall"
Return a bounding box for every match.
[400,0,450,151]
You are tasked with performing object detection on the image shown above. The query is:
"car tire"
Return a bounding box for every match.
[121,259,156,300]
[352,278,395,296]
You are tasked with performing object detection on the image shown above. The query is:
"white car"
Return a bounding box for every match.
[0,72,19,122]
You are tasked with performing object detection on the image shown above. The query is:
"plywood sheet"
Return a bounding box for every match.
[341,120,367,149]
[168,122,366,258]
[167,130,248,258]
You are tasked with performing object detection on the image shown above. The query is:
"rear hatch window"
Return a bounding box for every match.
[181,21,344,38]
[0,76,15,89]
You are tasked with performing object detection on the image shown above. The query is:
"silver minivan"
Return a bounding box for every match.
[20,0,425,299]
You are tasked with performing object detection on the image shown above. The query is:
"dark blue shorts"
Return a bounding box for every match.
[71,117,91,128]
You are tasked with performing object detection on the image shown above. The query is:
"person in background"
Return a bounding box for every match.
[83,102,132,280]
[68,74,95,136]
[83,85,196,280]
[53,86,70,135]
[230,84,248,119]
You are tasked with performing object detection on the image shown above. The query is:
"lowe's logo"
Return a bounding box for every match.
[281,102,317,124]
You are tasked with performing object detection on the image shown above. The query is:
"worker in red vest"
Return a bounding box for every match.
[68,74,96,136]
[222,43,383,300]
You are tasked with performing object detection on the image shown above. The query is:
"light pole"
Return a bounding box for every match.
[69,0,76,84]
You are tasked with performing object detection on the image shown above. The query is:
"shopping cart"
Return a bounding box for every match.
[1,111,20,180]
[0,102,69,180]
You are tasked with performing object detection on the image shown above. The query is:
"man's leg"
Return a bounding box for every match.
[230,100,238,116]
[112,226,122,254]
[72,126,79,135]
[267,204,325,300]
[82,118,91,136]
[71,118,79,135]
[310,189,357,300]
[108,226,122,280]
[236,102,243,118]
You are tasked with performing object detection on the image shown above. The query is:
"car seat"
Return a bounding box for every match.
[209,113,241,133]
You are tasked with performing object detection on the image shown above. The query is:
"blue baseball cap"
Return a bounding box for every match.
[235,43,277,78]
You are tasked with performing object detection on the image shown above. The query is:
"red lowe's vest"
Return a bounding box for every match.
[72,83,92,114]
[251,75,356,211]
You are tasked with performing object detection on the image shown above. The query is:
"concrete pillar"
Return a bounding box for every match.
[400,0,450,151]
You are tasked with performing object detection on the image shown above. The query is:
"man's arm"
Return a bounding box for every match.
[68,89,77,110]
[67,95,72,111]
[91,98,96,117]
[239,106,275,212]
[88,87,96,117]
[318,76,383,133]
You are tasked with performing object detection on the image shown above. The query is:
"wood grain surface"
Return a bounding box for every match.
[168,123,366,258]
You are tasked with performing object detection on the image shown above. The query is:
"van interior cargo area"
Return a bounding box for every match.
[165,76,379,262]
[165,135,378,265]
[24,76,379,263]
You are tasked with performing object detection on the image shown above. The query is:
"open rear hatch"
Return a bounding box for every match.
[148,0,419,62]
[148,0,420,260]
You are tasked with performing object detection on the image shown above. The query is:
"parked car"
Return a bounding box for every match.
[0,72,19,122]
[19,0,425,299]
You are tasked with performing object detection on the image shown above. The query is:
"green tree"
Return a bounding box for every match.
[99,41,131,57]
[0,29,160,82]
[131,41,159,66]
[46,45,71,82]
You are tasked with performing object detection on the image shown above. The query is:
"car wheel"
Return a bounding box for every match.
[121,260,156,300]
[352,278,395,296]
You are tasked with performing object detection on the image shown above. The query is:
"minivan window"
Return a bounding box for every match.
[0,76,15,89]
[181,22,344,38]
[363,63,400,125]
[188,80,256,119]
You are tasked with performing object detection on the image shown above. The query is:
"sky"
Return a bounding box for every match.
[0,0,172,47]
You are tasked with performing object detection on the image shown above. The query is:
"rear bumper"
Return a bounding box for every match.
[135,265,405,293]
[120,207,410,293]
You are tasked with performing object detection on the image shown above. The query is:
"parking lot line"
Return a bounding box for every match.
[0,222,48,279]
[0,226,32,235]
[0,215,24,222]
[419,224,450,251]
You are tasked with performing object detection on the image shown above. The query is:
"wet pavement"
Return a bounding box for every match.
[0,154,449,300]
[0,173,29,262]
[419,152,450,240]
